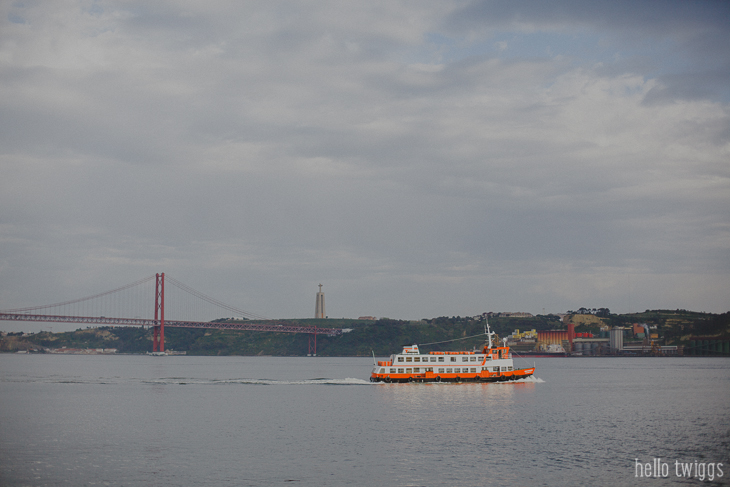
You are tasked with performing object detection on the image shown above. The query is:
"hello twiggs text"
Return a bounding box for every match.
[635,458,724,481]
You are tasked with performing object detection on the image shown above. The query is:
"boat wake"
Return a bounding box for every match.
[142,377,374,386]
[498,375,545,384]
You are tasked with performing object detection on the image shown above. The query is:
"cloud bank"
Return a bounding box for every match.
[1,1,728,330]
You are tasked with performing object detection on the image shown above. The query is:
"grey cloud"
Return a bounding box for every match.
[1,1,728,332]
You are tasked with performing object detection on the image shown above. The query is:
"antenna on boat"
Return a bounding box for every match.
[372,350,376,365]
[485,321,494,350]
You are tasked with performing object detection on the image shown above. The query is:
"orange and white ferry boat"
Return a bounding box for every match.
[370,326,535,383]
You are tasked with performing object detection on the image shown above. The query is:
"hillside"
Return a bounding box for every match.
[2,310,728,356]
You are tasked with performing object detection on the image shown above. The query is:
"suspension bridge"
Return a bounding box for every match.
[0,273,342,354]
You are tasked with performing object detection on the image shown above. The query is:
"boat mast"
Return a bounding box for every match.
[485,321,495,350]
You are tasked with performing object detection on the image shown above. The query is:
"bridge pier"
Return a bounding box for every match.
[308,326,317,356]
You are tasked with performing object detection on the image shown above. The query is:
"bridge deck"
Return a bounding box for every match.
[0,313,342,336]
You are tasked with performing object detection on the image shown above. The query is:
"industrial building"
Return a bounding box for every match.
[530,322,698,357]
[536,324,678,356]
[609,327,623,353]
[537,330,570,346]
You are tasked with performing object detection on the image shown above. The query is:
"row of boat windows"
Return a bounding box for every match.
[381,366,514,374]
[397,356,488,363]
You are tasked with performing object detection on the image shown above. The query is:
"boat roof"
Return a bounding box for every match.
[399,345,508,355]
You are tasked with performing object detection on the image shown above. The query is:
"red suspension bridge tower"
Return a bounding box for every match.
[153,273,165,353]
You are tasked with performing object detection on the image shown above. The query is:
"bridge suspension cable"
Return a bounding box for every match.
[0,275,271,321]
[165,276,270,321]
[0,275,157,313]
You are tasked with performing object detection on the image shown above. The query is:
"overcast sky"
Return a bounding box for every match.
[1,1,729,332]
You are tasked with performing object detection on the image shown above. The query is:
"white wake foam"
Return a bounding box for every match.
[142,377,374,386]
[498,375,545,384]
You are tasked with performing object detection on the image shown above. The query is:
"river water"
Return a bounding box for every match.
[0,354,728,486]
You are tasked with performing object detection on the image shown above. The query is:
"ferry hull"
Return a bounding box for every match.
[370,367,535,384]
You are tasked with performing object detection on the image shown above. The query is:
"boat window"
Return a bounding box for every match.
[470,368,476,373]
[380,368,385,373]
[454,368,460,373]
[406,357,412,362]
[397,357,404,362]
[462,357,468,362]
[413,368,420,373]
[438,357,444,362]
[508,366,513,371]
[438,368,444,373]
[470,356,476,362]
[493,366,500,372]
[398,368,404,373]
[390,369,396,373]
[446,368,452,373]
[430,357,436,362]
[426,367,433,372]
[485,356,491,361]
[406,368,412,373]
[450,357,456,362]
[414,357,420,362]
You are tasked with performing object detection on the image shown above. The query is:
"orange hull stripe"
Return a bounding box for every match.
[372,368,534,380]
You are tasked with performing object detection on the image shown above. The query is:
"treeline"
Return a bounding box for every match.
[3,310,728,356]
[0,314,565,356]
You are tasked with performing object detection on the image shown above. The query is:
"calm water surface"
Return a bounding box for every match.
[1,355,728,486]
